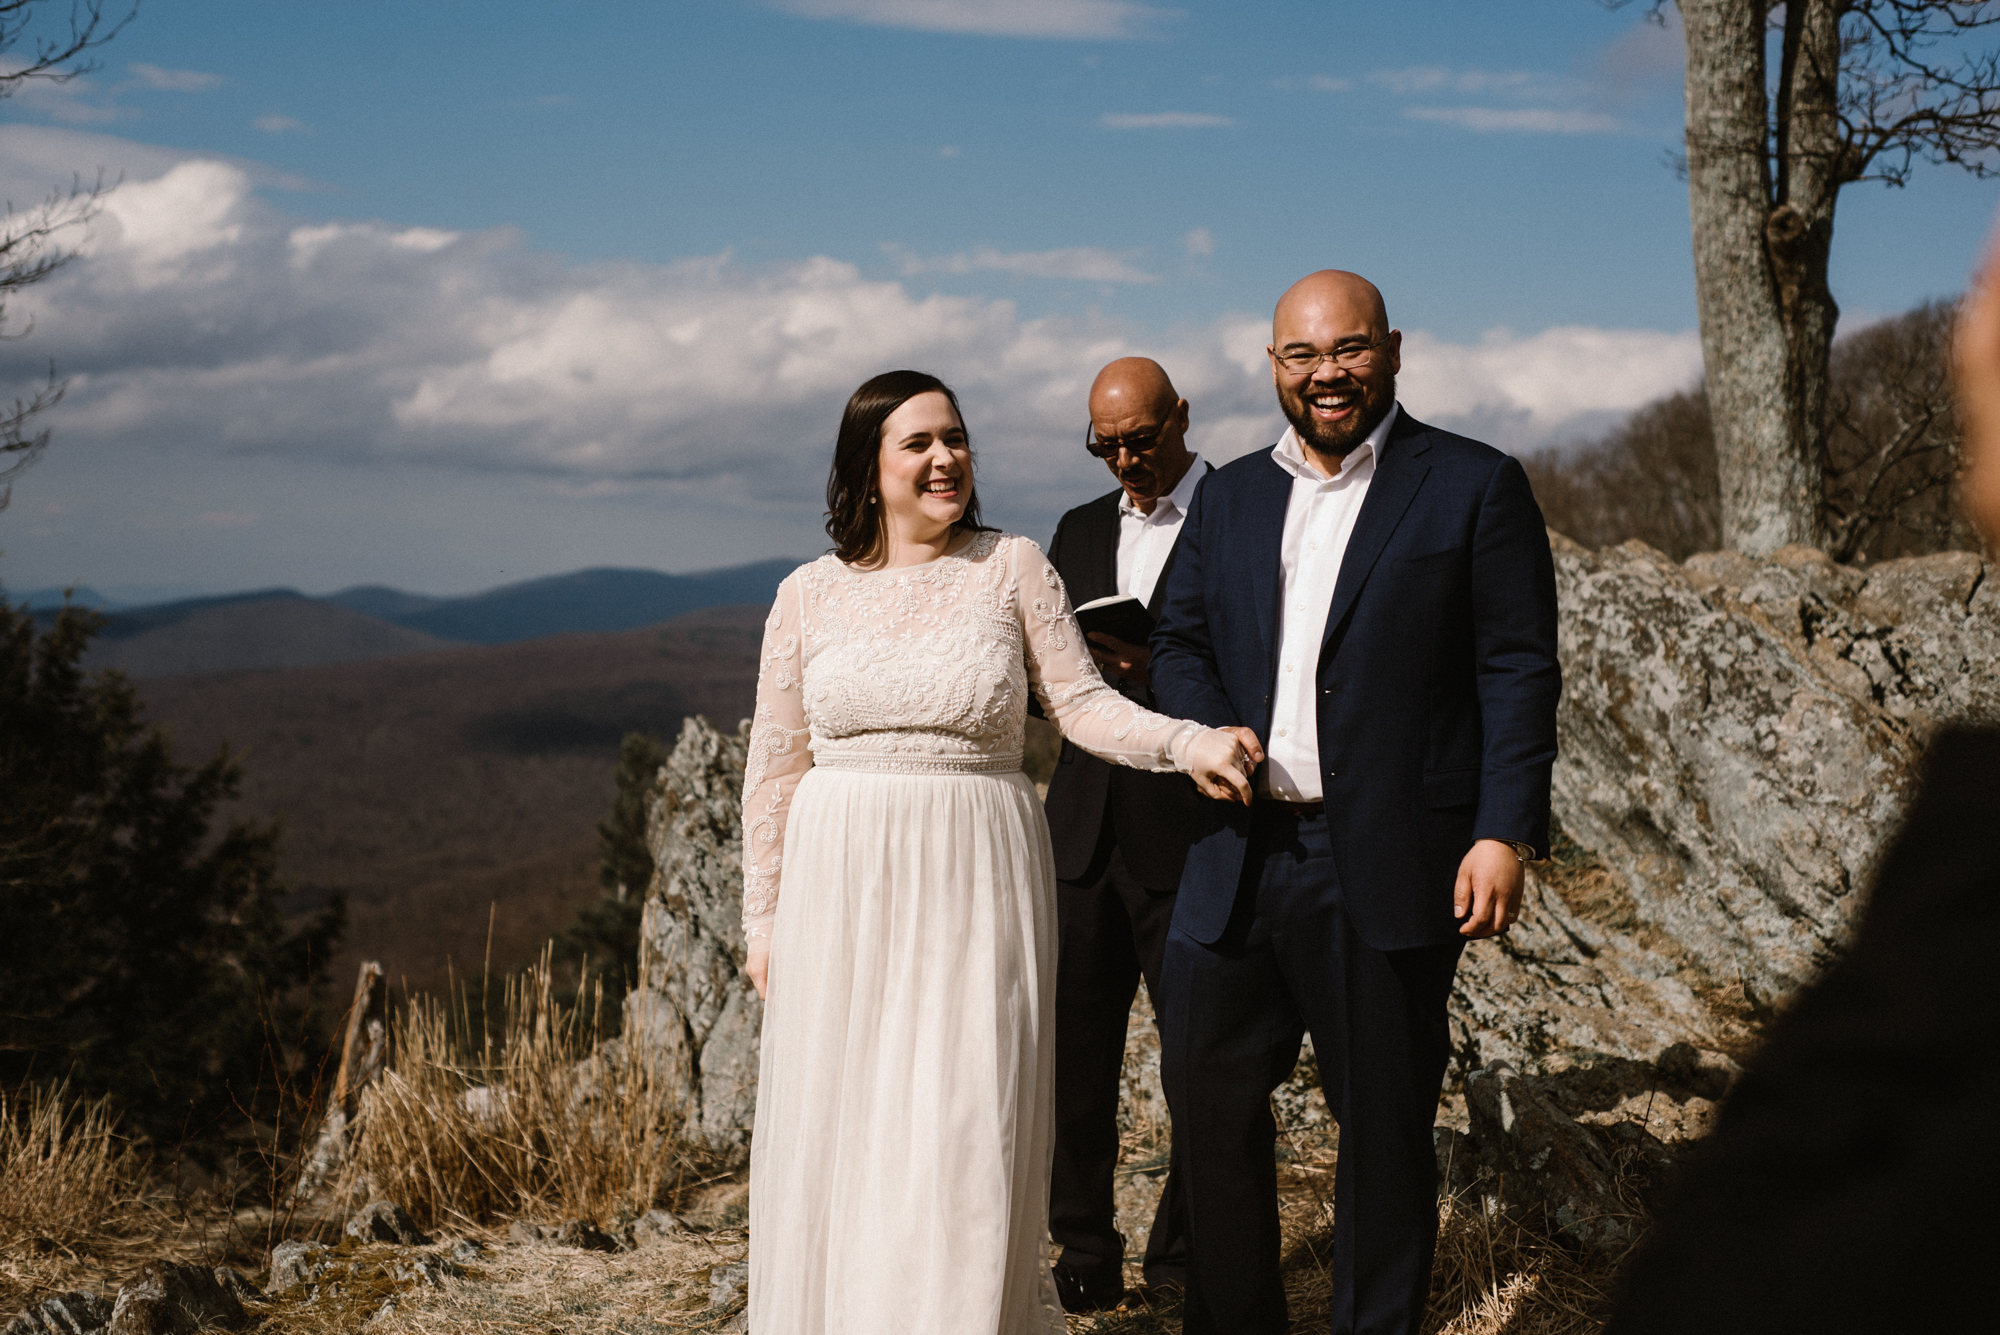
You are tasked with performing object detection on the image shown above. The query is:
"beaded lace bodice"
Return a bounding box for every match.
[740,531,1206,938]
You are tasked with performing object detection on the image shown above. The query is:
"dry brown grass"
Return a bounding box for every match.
[0,1082,184,1310]
[252,1230,749,1335]
[338,952,719,1232]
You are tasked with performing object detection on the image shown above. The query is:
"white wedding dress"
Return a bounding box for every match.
[741,530,1209,1335]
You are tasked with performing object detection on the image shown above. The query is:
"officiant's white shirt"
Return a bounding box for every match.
[1262,404,1398,801]
[1115,452,1204,609]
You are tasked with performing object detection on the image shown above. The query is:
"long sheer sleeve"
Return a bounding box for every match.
[742,571,812,941]
[1012,536,1213,773]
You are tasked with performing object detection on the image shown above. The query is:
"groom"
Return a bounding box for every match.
[1149,270,1560,1335]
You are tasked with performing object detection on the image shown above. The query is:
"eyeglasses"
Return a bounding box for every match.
[1271,334,1391,377]
[1084,424,1168,460]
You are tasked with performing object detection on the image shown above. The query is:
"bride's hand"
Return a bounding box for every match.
[1187,726,1264,805]
[747,936,770,999]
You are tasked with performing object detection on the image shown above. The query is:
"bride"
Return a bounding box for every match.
[740,370,1261,1334]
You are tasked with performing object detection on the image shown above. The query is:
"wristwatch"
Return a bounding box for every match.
[1501,840,1537,865]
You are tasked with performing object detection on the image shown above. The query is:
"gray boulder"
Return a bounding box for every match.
[344,1199,429,1246]
[1463,1063,1637,1254]
[1549,535,1928,1014]
[1480,538,1996,1067]
[3,1292,112,1335]
[106,1265,246,1335]
[623,716,763,1151]
[266,1240,333,1296]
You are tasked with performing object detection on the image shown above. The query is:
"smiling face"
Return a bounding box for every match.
[875,389,971,538]
[1268,270,1401,464]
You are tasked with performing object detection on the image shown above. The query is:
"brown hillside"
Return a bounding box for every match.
[135,605,767,998]
[83,597,458,679]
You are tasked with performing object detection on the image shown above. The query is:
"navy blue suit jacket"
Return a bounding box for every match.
[1149,409,1560,950]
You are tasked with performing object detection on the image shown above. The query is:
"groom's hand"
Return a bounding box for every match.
[1455,839,1525,938]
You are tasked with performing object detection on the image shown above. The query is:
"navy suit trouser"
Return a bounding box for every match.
[1160,805,1464,1335]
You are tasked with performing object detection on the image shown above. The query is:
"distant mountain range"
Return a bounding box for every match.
[13,559,800,678]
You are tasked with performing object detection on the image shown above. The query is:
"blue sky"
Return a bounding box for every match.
[0,0,1994,600]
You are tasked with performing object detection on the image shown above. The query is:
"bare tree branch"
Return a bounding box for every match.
[0,2,137,100]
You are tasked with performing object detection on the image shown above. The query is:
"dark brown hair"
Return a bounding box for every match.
[825,369,991,565]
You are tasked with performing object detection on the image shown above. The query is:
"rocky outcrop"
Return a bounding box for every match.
[622,716,762,1152]
[2,1292,112,1335]
[105,1264,247,1335]
[344,1200,429,1247]
[1454,540,1995,1088]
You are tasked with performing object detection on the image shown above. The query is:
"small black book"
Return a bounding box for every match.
[1072,594,1156,647]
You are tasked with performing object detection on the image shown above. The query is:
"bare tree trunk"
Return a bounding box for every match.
[1682,0,1843,555]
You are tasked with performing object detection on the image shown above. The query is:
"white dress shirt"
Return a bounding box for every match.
[1262,405,1398,801]
[1115,452,1204,609]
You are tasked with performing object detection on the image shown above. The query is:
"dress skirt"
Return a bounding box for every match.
[748,761,1067,1335]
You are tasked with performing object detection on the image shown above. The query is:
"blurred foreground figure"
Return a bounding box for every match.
[1603,727,2000,1333]
[1955,231,2000,547]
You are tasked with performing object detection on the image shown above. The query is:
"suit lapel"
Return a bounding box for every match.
[1145,461,1214,618]
[1070,490,1120,605]
[1094,493,1119,601]
[1244,452,1292,663]
[1320,412,1432,651]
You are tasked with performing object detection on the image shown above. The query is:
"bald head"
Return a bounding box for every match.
[1272,270,1389,344]
[1087,356,1194,514]
[1089,356,1179,421]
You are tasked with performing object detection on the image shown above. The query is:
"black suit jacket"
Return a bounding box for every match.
[1043,467,1211,892]
[1151,411,1560,949]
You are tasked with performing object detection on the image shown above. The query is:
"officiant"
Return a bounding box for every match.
[1042,356,1212,1312]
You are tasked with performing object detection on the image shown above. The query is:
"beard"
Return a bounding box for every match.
[1279,370,1396,459]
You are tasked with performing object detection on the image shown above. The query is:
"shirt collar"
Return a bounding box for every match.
[1273,401,1398,483]
[1117,451,1205,520]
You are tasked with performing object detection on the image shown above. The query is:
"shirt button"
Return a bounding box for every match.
[1283,663,1293,673]
[1309,542,1319,551]
[1277,727,1289,737]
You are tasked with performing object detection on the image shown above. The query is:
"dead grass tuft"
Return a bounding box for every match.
[338,951,718,1231]
[1418,1191,1621,1335]
[0,1082,168,1309]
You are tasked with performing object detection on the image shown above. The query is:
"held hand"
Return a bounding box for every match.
[1187,726,1265,805]
[1087,632,1152,692]
[746,936,770,999]
[1454,839,1526,939]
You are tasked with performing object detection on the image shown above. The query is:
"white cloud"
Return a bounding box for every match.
[1596,6,1685,88]
[768,0,1172,39]
[1397,326,1702,443]
[0,64,119,123]
[0,127,1699,548]
[891,243,1157,283]
[1305,75,1351,93]
[1182,227,1214,257]
[254,114,310,134]
[1100,111,1232,129]
[1369,66,1553,98]
[128,63,225,92]
[1404,106,1623,135]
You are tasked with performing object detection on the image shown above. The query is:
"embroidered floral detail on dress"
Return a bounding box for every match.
[738,532,1212,937]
